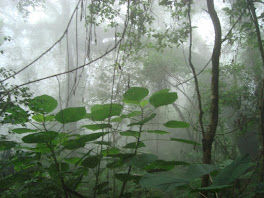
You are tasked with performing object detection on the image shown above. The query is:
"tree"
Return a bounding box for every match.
[1,0,264,197]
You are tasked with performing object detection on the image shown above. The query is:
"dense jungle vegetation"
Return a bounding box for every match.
[0,0,264,197]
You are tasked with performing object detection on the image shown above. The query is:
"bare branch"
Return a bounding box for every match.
[0,0,83,83]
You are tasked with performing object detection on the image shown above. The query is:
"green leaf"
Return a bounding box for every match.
[64,157,81,164]
[110,117,122,122]
[128,154,158,169]
[28,95,58,114]
[164,120,190,128]
[145,130,169,134]
[128,113,156,126]
[82,124,112,131]
[123,87,149,104]
[32,114,54,122]
[144,160,188,172]
[80,132,109,143]
[140,173,188,191]
[107,160,124,168]
[22,131,58,143]
[63,138,86,150]
[12,128,38,134]
[120,130,140,138]
[140,100,149,108]
[122,111,142,118]
[115,173,141,183]
[170,138,200,146]
[213,154,252,186]
[123,141,146,149]
[4,104,29,124]
[81,156,101,168]
[149,89,178,108]
[101,148,120,156]
[185,164,218,180]
[0,141,17,151]
[55,107,86,124]
[89,104,123,121]
[63,133,108,150]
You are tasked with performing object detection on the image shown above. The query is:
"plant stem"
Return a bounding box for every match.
[119,107,144,197]
[47,142,69,198]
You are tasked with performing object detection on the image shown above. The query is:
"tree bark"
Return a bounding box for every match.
[247,0,264,182]
[201,0,222,189]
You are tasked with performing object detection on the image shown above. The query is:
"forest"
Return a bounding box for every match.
[0,0,264,197]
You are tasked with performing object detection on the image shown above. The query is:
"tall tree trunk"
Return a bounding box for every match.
[201,0,222,189]
[247,0,264,182]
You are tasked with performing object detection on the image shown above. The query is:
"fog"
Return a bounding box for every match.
[0,0,263,197]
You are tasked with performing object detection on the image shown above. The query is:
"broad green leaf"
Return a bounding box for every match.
[22,131,58,143]
[149,89,178,108]
[145,130,169,134]
[144,160,189,172]
[63,138,86,150]
[128,113,156,126]
[123,87,149,104]
[82,124,112,131]
[120,130,140,138]
[80,132,109,143]
[164,120,190,128]
[4,104,29,124]
[151,89,170,94]
[113,153,135,161]
[110,117,122,122]
[140,100,149,108]
[170,138,200,146]
[32,114,54,122]
[140,173,188,191]
[128,154,158,169]
[89,104,123,121]
[123,141,145,149]
[12,128,38,134]
[55,107,86,124]
[115,173,141,183]
[185,164,218,180]
[63,133,108,150]
[0,141,17,151]
[28,95,57,114]
[213,154,252,186]
[101,148,120,156]
[32,143,50,153]
[107,159,124,168]
[81,156,101,168]
[122,111,141,118]
[64,157,81,164]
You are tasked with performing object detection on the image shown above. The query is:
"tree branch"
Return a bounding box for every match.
[0,0,83,84]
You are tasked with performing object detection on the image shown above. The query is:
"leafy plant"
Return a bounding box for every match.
[0,87,256,197]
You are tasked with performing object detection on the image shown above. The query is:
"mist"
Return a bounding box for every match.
[0,0,264,197]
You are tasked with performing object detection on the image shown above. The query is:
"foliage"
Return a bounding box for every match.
[0,67,32,125]
[1,0,264,197]
[0,86,258,197]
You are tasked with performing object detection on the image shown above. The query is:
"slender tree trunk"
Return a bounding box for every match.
[172,103,193,141]
[201,0,222,189]
[247,0,264,182]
